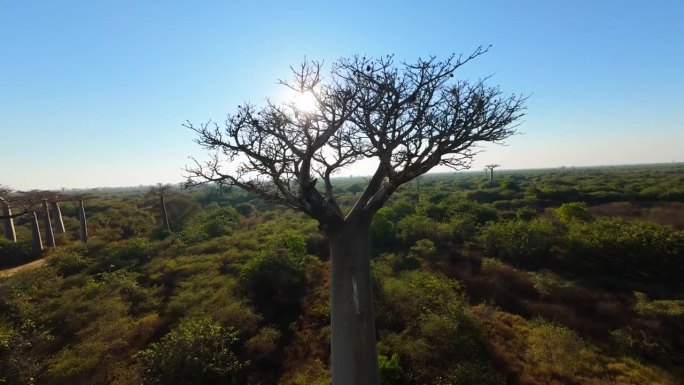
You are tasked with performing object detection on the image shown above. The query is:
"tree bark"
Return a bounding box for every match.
[78,200,88,243]
[30,211,43,253]
[327,220,379,385]
[52,202,66,233]
[1,199,17,242]
[42,200,56,247]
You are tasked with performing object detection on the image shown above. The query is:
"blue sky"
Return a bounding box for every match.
[1,1,682,189]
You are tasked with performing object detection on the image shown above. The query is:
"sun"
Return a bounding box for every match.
[292,90,317,114]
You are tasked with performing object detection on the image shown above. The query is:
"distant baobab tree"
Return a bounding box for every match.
[71,193,93,243]
[13,191,53,252]
[0,187,91,250]
[149,184,172,231]
[485,164,501,182]
[0,186,16,241]
[0,186,21,242]
[186,49,525,384]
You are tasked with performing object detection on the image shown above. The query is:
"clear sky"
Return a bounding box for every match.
[1,1,682,190]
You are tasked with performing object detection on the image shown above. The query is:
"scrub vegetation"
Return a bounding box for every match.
[1,163,683,384]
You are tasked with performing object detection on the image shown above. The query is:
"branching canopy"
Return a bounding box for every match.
[186,48,526,231]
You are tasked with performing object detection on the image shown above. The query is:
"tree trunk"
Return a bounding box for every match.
[327,220,379,385]
[489,168,494,182]
[78,200,88,243]
[52,202,66,233]
[42,200,56,247]
[160,195,170,231]
[30,211,43,253]
[1,199,17,242]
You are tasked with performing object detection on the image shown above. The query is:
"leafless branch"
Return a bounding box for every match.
[186,49,526,230]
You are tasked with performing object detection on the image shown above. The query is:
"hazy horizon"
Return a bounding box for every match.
[2,1,682,190]
[6,161,682,192]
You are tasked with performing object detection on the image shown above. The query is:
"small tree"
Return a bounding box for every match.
[187,48,525,385]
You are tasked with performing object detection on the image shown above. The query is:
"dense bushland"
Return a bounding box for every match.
[1,164,683,384]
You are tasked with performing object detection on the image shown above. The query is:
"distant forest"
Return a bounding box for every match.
[1,163,683,385]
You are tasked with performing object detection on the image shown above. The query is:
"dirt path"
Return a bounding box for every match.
[0,257,48,278]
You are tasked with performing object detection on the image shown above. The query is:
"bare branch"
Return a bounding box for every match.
[187,49,526,228]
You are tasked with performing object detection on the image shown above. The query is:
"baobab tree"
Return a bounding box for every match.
[186,48,525,385]
[148,184,172,231]
[71,193,92,243]
[13,191,52,252]
[485,163,500,182]
[0,186,20,242]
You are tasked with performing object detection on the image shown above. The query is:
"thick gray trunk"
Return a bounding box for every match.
[42,200,56,247]
[78,200,88,243]
[30,212,43,253]
[328,221,379,385]
[160,195,170,231]
[52,202,66,233]
[489,168,494,182]
[1,199,17,242]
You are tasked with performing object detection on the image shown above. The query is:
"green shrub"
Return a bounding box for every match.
[137,318,247,385]
[556,201,592,223]
[371,209,397,249]
[515,206,537,221]
[566,218,684,278]
[378,353,407,385]
[48,251,92,276]
[181,206,241,243]
[525,319,584,377]
[634,292,684,317]
[410,239,436,260]
[479,219,560,266]
[0,238,37,269]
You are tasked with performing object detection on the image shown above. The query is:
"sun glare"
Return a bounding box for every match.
[292,90,317,114]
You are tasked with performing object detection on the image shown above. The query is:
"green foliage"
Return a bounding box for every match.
[245,326,280,358]
[347,182,365,196]
[0,238,37,269]
[234,202,256,217]
[479,219,560,266]
[166,274,260,332]
[88,199,156,240]
[515,206,537,220]
[556,201,592,222]
[181,205,241,243]
[444,198,499,225]
[49,251,92,276]
[239,231,307,319]
[380,270,464,321]
[397,213,452,245]
[525,319,585,377]
[2,166,684,385]
[378,353,407,385]
[0,318,53,385]
[377,270,498,383]
[566,217,684,278]
[87,238,155,273]
[634,292,684,317]
[410,239,436,260]
[370,208,397,249]
[137,318,247,385]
